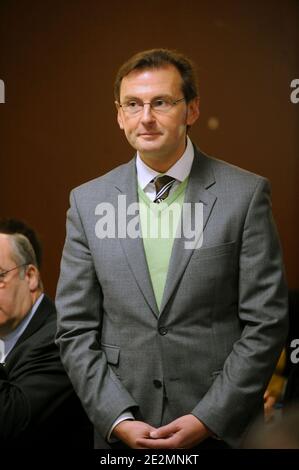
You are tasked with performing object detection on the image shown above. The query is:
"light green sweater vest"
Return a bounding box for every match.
[138,179,188,310]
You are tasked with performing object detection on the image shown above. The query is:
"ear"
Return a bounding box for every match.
[25,265,40,292]
[186,97,200,127]
[115,101,124,130]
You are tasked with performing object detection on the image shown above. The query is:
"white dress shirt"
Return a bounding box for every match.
[136,135,194,199]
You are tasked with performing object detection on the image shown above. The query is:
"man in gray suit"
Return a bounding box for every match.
[56,49,288,449]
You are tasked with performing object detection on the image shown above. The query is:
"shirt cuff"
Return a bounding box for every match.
[107,411,135,443]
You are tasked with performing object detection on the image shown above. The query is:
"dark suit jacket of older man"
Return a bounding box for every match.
[0,295,93,448]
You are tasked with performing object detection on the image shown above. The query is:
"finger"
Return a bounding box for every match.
[136,436,178,449]
[149,422,177,439]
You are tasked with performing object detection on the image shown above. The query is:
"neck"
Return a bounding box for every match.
[139,140,187,173]
[32,289,43,304]
[0,291,43,338]
[140,157,177,173]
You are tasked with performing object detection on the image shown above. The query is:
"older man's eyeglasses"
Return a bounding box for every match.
[118,97,185,116]
[0,264,28,287]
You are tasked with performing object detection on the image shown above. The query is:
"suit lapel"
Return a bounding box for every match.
[159,147,217,314]
[5,295,55,363]
[115,159,159,317]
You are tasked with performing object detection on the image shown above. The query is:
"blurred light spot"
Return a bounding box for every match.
[208,117,219,130]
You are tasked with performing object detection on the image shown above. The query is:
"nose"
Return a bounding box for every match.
[140,103,155,124]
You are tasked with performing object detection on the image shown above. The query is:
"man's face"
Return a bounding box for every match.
[117,65,199,170]
[0,234,35,337]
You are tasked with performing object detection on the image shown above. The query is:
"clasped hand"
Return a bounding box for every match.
[113,414,212,449]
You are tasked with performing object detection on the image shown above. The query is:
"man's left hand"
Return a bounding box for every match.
[136,414,212,449]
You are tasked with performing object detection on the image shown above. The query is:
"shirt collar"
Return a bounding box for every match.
[136,136,195,190]
[0,293,44,362]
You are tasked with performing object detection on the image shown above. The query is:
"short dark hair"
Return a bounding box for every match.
[0,218,42,269]
[114,48,198,103]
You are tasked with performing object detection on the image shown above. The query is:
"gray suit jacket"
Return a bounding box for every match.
[55,145,288,448]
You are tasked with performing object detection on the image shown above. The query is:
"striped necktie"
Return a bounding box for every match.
[153,175,176,203]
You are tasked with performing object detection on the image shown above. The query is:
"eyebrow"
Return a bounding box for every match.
[121,94,173,101]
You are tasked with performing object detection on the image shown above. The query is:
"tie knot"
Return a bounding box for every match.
[153,175,176,203]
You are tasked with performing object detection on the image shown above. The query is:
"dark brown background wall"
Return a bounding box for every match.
[0,0,298,297]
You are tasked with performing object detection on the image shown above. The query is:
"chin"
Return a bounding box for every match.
[139,148,164,159]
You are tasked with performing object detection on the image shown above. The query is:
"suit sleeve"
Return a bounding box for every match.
[192,178,289,446]
[55,190,138,439]
[0,328,74,443]
[0,364,29,441]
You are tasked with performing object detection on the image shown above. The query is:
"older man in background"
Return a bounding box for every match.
[0,219,92,448]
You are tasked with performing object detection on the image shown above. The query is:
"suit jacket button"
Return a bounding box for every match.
[158,326,168,335]
[153,379,162,388]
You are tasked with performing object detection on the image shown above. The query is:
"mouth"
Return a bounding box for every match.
[138,132,161,137]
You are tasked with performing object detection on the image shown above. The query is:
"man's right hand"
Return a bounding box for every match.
[113,420,157,448]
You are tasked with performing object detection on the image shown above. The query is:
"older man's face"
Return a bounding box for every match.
[0,234,33,337]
